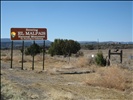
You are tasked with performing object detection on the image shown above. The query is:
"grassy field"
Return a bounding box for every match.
[1,49,133,100]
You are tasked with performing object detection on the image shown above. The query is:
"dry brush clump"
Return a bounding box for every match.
[1,55,21,62]
[74,57,88,67]
[71,57,95,67]
[1,56,11,61]
[1,78,27,100]
[1,53,7,56]
[86,66,132,91]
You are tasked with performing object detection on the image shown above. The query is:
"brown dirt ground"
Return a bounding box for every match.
[1,49,133,100]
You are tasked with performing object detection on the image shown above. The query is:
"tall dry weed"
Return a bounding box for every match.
[1,56,11,61]
[1,78,27,100]
[86,66,131,91]
[72,57,88,67]
[72,57,95,67]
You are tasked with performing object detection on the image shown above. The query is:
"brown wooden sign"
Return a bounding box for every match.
[10,28,47,40]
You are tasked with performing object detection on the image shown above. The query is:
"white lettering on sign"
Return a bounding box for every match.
[26,29,38,31]
[31,36,45,38]
[18,36,30,38]
[18,31,24,35]
[26,31,37,35]
[39,32,46,35]
[26,31,46,36]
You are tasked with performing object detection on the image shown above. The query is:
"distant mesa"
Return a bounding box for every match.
[1,38,52,49]
[1,38,133,49]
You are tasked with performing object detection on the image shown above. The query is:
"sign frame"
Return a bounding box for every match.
[10,28,47,40]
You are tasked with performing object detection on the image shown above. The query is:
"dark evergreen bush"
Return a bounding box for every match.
[24,43,41,56]
[48,39,81,56]
[95,51,106,66]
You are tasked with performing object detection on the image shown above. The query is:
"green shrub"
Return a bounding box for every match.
[95,51,106,66]
[48,39,81,56]
[24,43,41,56]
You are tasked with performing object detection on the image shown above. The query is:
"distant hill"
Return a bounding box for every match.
[78,41,97,45]
[1,38,52,49]
[1,38,133,49]
[78,41,133,45]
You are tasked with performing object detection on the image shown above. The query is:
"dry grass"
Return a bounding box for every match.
[1,49,133,100]
[71,57,94,68]
[86,66,132,91]
[1,53,7,56]
[1,55,24,63]
[1,77,26,100]
[1,56,11,61]
[47,89,74,100]
[74,57,88,67]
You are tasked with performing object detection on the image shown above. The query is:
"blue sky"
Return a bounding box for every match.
[1,1,133,42]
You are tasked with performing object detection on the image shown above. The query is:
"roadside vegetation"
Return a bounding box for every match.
[1,39,133,100]
[1,77,26,100]
[85,66,133,91]
[95,51,106,66]
[48,39,80,56]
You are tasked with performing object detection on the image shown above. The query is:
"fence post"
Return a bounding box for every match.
[108,49,111,60]
[120,50,122,63]
[32,41,35,70]
[43,40,45,70]
[21,40,24,70]
[11,41,13,68]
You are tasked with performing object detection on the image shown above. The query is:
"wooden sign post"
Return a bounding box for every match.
[43,40,45,70]
[108,49,123,63]
[11,41,13,68]
[21,40,24,70]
